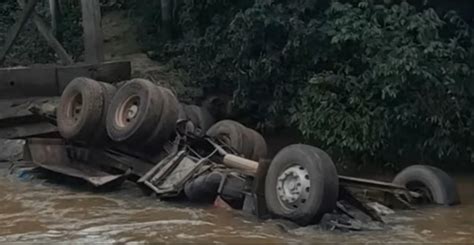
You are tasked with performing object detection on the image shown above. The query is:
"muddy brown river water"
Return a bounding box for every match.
[0,165,472,243]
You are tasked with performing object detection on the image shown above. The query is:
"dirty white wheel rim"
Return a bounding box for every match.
[116,95,140,128]
[276,165,311,209]
[66,92,83,124]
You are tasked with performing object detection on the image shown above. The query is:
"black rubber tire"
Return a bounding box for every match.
[264,144,339,225]
[241,128,256,160]
[57,77,104,141]
[89,82,117,143]
[182,105,214,135]
[99,82,118,112]
[206,120,247,156]
[144,87,179,145]
[206,120,243,152]
[106,79,164,144]
[247,128,268,161]
[184,172,222,203]
[393,165,460,206]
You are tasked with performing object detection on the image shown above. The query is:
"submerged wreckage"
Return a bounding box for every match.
[2,74,461,228]
[0,0,461,230]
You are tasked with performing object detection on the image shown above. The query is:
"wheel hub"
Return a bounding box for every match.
[276,165,311,209]
[116,96,140,127]
[127,105,138,120]
[68,93,83,123]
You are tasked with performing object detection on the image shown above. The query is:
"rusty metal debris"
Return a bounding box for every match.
[0,98,58,139]
[26,138,128,187]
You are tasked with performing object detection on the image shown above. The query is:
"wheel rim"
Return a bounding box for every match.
[276,165,311,210]
[116,95,140,128]
[66,92,83,124]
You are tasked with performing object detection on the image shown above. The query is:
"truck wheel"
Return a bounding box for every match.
[144,87,179,145]
[184,105,215,135]
[207,120,252,158]
[207,120,244,151]
[265,144,339,226]
[106,79,164,144]
[240,128,256,160]
[92,82,117,143]
[57,77,104,141]
[393,165,460,206]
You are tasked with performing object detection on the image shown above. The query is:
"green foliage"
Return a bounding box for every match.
[0,0,83,65]
[0,1,53,65]
[135,0,474,166]
[298,1,474,164]
[59,2,84,61]
[143,0,328,127]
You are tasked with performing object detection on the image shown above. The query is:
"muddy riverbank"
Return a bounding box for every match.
[0,164,472,243]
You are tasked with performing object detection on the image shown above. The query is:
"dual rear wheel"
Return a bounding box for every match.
[57,78,179,146]
[57,77,116,144]
[106,79,178,146]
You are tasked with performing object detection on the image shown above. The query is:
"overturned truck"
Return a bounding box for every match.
[23,77,460,227]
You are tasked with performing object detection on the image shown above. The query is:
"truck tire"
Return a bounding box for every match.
[183,105,215,136]
[241,128,256,160]
[106,79,164,144]
[57,77,104,141]
[393,165,460,206]
[207,120,251,157]
[207,120,243,151]
[144,87,179,145]
[184,172,222,203]
[264,144,339,225]
[91,82,117,143]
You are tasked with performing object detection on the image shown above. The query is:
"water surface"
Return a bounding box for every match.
[0,165,472,243]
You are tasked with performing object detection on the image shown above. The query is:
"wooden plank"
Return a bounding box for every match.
[56,61,132,92]
[81,0,104,63]
[17,0,73,65]
[0,97,58,120]
[0,61,131,98]
[0,96,58,139]
[0,66,58,99]
[0,0,39,64]
[48,0,61,38]
[0,121,57,139]
[161,0,172,39]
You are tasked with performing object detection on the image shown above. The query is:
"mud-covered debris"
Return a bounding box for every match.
[0,139,24,162]
[367,202,395,216]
